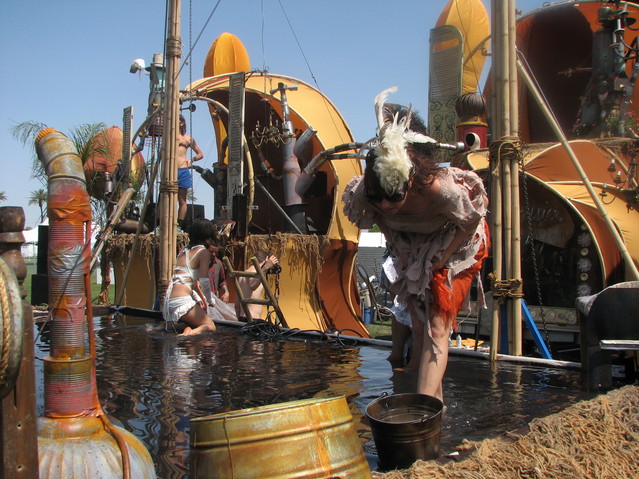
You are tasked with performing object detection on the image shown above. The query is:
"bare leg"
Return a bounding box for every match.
[179,304,216,336]
[417,312,449,402]
[403,318,423,371]
[178,187,188,221]
[387,318,411,362]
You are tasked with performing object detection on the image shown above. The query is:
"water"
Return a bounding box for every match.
[34,315,595,478]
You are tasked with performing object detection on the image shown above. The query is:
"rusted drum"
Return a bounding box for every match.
[365,393,443,471]
[190,395,371,478]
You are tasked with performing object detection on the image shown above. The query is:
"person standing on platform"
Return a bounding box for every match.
[177,115,204,231]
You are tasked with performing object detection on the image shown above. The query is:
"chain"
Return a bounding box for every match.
[520,157,553,353]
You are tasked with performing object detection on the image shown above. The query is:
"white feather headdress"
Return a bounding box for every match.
[369,87,436,196]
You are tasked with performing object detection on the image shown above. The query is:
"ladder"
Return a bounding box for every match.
[222,256,288,328]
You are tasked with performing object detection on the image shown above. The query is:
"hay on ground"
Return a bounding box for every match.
[373,385,639,479]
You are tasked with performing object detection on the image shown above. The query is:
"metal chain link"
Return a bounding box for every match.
[520,157,553,352]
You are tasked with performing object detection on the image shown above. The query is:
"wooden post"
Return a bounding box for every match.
[490,0,523,357]
[0,206,38,478]
[158,0,182,304]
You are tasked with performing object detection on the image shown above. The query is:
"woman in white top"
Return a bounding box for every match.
[162,218,217,335]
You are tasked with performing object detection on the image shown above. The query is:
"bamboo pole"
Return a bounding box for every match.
[489,0,504,361]
[158,0,181,303]
[508,0,522,356]
[517,57,639,281]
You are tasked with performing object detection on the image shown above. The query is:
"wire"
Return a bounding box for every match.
[175,0,223,80]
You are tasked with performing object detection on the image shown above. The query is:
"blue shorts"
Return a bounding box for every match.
[178,168,192,189]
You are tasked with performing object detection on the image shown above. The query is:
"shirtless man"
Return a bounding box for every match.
[177,115,204,229]
[235,250,279,321]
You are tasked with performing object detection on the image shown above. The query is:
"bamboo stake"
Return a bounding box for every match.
[158,0,181,304]
[517,57,639,281]
[489,0,504,361]
[508,0,523,356]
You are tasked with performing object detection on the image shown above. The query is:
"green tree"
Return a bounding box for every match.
[28,189,47,223]
[0,191,6,202]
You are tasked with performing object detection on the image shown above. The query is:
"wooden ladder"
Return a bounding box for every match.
[222,256,288,328]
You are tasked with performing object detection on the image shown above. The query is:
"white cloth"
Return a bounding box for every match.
[207,293,238,322]
[391,297,412,327]
[163,295,198,323]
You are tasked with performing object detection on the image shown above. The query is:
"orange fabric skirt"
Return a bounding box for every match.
[431,224,490,329]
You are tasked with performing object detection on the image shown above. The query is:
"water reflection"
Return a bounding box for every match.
[35,315,594,478]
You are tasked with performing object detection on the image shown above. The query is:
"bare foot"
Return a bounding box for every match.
[178,326,193,336]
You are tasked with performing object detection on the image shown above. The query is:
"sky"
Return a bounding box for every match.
[0,0,549,229]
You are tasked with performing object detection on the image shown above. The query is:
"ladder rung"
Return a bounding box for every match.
[227,271,261,279]
[240,299,271,306]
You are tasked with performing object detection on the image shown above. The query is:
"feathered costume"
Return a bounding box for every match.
[343,88,489,354]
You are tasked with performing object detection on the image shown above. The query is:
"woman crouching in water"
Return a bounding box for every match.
[162,218,217,336]
[342,88,489,401]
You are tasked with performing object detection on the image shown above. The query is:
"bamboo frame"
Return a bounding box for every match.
[158,0,181,303]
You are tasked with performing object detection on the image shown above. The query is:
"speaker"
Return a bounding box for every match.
[31,273,48,306]
[183,204,205,230]
[36,224,48,274]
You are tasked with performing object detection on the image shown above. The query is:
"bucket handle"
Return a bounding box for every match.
[378,391,391,409]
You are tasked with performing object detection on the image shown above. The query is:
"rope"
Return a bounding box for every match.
[488,274,524,304]
[0,268,12,392]
[490,136,522,166]
[160,180,179,194]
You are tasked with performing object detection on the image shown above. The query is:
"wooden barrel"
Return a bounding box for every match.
[190,396,371,478]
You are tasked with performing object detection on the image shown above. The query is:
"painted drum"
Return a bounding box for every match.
[190,395,371,479]
[366,393,443,471]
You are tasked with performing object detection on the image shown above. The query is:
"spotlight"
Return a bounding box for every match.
[130,58,146,74]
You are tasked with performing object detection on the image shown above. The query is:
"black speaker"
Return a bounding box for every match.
[36,225,48,274]
[143,202,159,230]
[31,273,48,306]
[183,204,205,230]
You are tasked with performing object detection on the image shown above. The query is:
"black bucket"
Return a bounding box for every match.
[365,393,443,471]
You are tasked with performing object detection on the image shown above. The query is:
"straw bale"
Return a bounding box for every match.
[104,233,189,261]
[373,385,639,479]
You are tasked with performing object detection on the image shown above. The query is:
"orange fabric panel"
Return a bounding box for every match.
[432,222,490,328]
[317,239,370,338]
[525,141,613,183]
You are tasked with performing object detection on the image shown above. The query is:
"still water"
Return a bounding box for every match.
[35,315,594,478]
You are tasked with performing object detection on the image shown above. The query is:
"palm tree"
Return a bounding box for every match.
[12,121,108,187]
[28,189,47,223]
[0,191,6,202]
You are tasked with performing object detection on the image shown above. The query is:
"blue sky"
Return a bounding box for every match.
[0,0,548,228]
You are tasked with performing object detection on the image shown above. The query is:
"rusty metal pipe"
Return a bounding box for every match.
[36,128,94,415]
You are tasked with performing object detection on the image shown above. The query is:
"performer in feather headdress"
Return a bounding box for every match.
[342,88,490,402]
